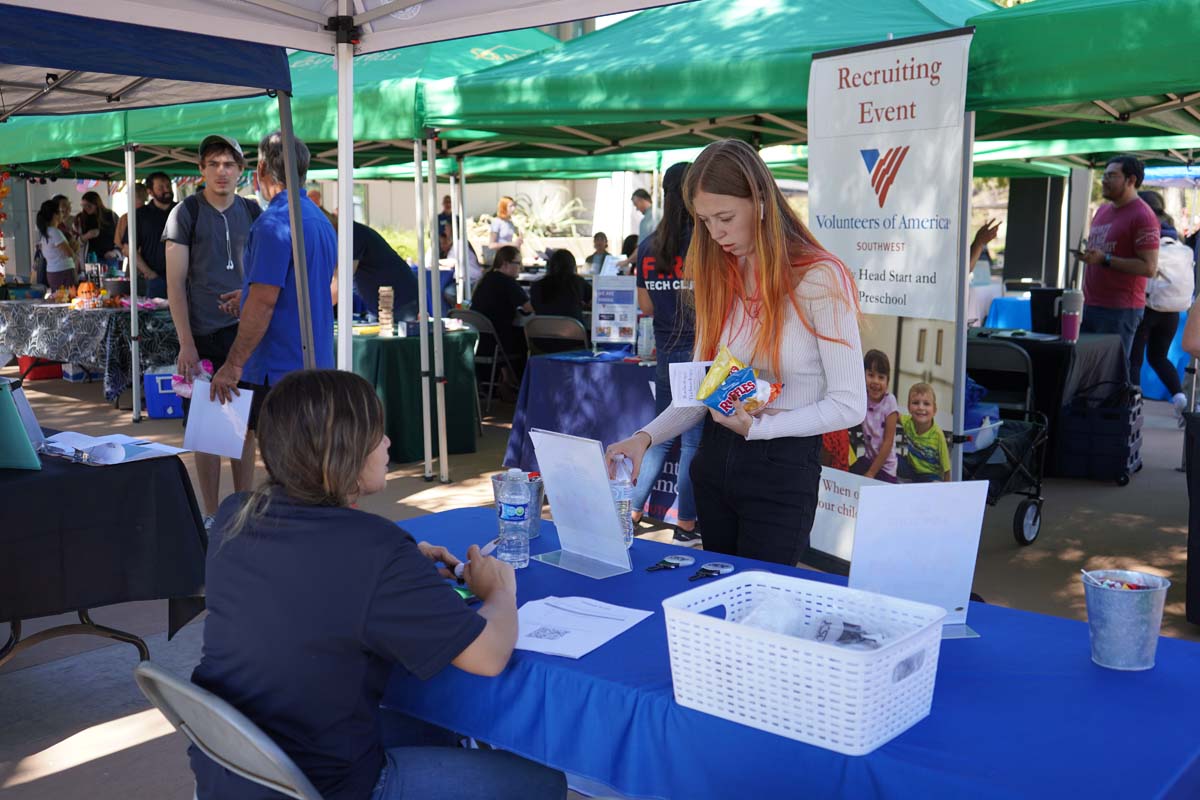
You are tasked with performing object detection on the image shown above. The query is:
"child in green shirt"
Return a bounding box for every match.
[899,383,951,482]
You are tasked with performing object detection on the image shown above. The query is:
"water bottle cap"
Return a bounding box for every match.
[506,468,525,479]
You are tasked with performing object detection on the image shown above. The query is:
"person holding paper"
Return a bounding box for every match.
[606,139,866,565]
[626,161,702,546]
[192,370,566,800]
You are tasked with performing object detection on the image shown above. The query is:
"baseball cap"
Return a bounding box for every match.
[199,134,245,166]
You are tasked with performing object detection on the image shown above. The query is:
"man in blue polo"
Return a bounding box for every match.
[209,131,336,417]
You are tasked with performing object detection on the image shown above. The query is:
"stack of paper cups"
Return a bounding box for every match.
[378,286,394,337]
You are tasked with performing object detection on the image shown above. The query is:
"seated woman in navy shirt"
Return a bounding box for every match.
[190,370,566,800]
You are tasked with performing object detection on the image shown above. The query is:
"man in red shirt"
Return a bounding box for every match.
[1081,155,1161,361]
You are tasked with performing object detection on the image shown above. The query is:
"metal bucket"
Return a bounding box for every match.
[1083,569,1170,671]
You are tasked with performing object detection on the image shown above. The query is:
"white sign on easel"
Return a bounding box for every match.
[849,480,988,638]
[591,274,638,347]
[529,428,632,579]
[809,467,885,562]
[807,31,973,321]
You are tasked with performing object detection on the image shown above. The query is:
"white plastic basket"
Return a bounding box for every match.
[662,572,946,756]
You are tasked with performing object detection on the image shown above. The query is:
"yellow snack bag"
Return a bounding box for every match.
[695,345,746,400]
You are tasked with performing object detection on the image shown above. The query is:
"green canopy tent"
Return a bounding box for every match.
[417,0,1200,152]
[0,28,559,176]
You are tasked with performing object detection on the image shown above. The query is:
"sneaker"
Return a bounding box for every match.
[672,525,703,547]
[203,514,216,531]
[1172,393,1188,428]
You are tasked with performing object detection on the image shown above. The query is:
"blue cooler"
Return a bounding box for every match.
[143,372,183,419]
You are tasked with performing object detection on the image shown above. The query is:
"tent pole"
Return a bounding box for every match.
[427,135,450,483]
[458,156,471,303]
[951,111,976,482]
[449,173,462,305]
[124,145,142,423]
[413,139,434,480]
[335,19,354,370]
[278,91,315,370]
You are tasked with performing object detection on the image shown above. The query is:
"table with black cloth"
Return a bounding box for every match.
[0,302,178,401]
[0,451,207,666]
[351,330,479,465]
[504,351,682,520]
[382,507,1200,800]
[968,329,1128,477]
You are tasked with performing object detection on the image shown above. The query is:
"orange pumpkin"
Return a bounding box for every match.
[77,281,95,296]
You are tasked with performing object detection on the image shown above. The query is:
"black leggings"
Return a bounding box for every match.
[1131,307,1183,397]
[689,417,821,565]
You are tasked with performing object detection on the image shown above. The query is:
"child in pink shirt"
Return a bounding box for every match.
[851,349,898,482]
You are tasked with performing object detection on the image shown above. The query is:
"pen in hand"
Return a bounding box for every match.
[453,538,500,582]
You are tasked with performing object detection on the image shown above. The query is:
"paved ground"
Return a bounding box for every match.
[1,368,1194,798]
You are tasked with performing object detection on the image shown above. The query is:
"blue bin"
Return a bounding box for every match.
[143,372,183,419]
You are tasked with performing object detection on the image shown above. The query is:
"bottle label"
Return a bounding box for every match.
[499,502,528,522]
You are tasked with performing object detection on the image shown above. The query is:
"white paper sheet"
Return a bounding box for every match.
[183,380,252,459]
[528,429,631,577]
[668,361,712,407]
[516,596,653,658]
[849,481,988,628]
[43,431,187,464]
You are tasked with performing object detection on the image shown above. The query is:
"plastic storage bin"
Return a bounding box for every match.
[143,372,183,419]
[662,572,946,756]
[61,362,102,383]
[17,356,61,381]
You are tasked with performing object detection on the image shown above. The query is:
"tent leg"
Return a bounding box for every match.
[450,174,463,305]
[124,145,142,423]
[413,139,434,481]
[335,27,354,370]
[278,91,315,370]
[427,136,450,483]
[950,111,976,482]
[458,157,471,303]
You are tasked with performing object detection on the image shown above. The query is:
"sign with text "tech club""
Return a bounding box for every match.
[807,30,973,321]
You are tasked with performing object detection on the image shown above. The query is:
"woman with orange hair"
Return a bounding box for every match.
[487,195,523,255]
[606,139,866,565]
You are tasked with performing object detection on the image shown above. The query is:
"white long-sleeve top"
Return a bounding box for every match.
[641,262,867,444]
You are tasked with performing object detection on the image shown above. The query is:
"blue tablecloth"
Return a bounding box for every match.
[384,507,1200,800]
[504,352,681,521]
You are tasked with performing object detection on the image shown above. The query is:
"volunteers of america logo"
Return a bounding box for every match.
[860,146,909,208]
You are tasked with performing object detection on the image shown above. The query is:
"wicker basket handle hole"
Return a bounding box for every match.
[892,650,926,683]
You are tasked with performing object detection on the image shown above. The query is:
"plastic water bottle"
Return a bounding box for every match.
[610,457,635,549]
[495,468,531,568]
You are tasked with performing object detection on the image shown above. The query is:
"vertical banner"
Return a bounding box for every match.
[808,30,973,322]
[591,274,638,346]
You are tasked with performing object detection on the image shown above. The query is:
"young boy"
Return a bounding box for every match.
[899,383,951,483]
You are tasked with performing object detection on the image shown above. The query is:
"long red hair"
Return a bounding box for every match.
[683,139,858,381]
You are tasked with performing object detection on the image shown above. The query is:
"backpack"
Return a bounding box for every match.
[181,193,262,249]
[1147,236,1195,312]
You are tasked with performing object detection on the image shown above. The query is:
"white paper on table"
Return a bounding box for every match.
[44,431,186,464]
[667,361,712,407]
[849,481,988,628]
[183,379,252,459]
[528,429,631,577]
[516,596,653,658]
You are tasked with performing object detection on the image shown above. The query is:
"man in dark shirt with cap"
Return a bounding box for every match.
[164,134,262,528]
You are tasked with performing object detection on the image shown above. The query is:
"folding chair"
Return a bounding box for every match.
[966,338,1036,414]
[133,661,324,800]
[524,315,590,356]
[449,308,516,419]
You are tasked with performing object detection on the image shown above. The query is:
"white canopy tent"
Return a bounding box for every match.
[15,0,696,482]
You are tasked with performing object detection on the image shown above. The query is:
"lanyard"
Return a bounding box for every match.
[221,211,234,270]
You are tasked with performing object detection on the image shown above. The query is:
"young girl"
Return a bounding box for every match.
[36,198,78,290]
[851,349,899,482]
[605,139,865,565]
